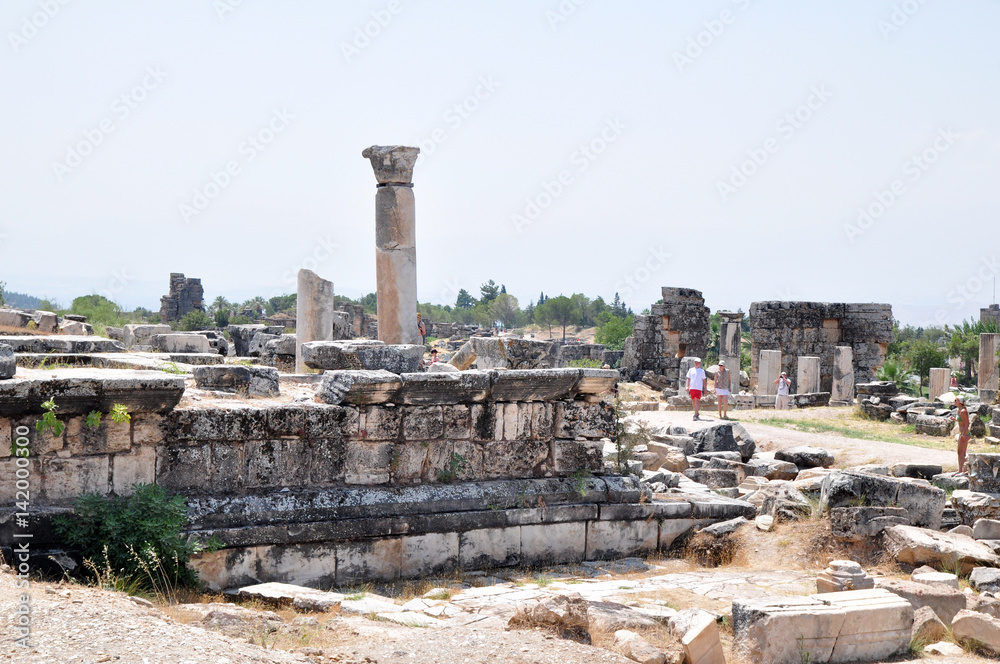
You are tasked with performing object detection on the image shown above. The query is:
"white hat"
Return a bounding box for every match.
[719,360,726,366]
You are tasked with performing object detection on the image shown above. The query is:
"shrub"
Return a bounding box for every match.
[568,358,603,368]
[53,483,210,595]
[177,310,212,331]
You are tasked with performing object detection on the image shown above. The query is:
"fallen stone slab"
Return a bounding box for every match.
[376,611,445,628]
[489,368,582,402]
[914,414,954,436]
[467,337,561,370]
[0,368,186,416]
[890,463,942,480]
[971,567,1000,594]
[830,506,909,542]
[668,608,723,664]
[315,369,402,405]
[952,609,1000,654]
[911,605,947,644]
[744,457,798,481]
[732,589,912,664]
[235,582,344,611]
[123,323,171,347]
[0,335,124,354]
[877,578,967,625]
[613,630,672,664]
[395,371,492,405]
[925,641,964,656]
[969,454,1000,493]
[193,365,280,397]
[341,595,405,615]
[951,490,1000,525]
[821,471,945,529]
[760,484,812,521]
[883,524,1000,575]
[932,472,969,492]
[775,445,834,469]
[150,333,213,354]
[682,468,738,489]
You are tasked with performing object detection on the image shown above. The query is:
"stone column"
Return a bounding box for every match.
[831,346,855,404]
[296,268,335,374]
[363,145,420,346]
[929,367,951,401]
[758,350,781,396]
[980,333,1000,403]
[718,311,743,393]
[797,356,821,394]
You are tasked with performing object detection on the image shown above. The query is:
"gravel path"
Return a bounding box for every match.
[631,407,960,470]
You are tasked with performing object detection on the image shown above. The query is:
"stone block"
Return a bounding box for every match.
[360,406,402,441]
[553,439,604,474]
[520,522,585,566]
[150,333,212,354]
[123,324,171,347]
[131,413,164,446]
[830,506,909,541]
[336,538,402,584]
[929,367,951,401]
[244,439,308,489]
[112,446,156,495]
[470,403,503,442]
[489,369,581,402]
[467,337,561,370]
[459,526,520,569]
[482,439,549,479]
[400,532,459,578]
[975,519,1000,540]
[0,457,41,503]
[316,370,402,405]
[441,405,471,440]
[42,456,110,501]
[914,414,953,436]
[396,371,491,405]
[586,519,657,560]
[0,344,15,380]
[883,524,1000,575]
[952,609,1000,655]
[344,441,394,484]
[554,400,613,439]
[816,560,874,593]
[501,402,532,440]
[401,406,444,440]
[682,468,738,489]
[969,454,1000,492]
[156,444,210,492]
[821,471,944,529]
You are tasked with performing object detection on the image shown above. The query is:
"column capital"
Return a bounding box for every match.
[362,145,420,185]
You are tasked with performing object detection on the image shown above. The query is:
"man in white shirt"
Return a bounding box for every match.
[685,357,707,421]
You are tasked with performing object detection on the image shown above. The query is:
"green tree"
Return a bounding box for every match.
[570,293,593,327]
[610,293,628,318]
[360,292,377,314]
[594,312,634,351]
[904,339,947,393]
[479,280,500,305]
[455,288,476,309]
[538,295,580,342]
[947,318,1000,385]
[208,296,230,316]
[178,310,212,331]
[266,294,296,315]
[241,296,267,319]
[489,293,520,330]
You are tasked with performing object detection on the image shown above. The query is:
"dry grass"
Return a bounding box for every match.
[0,324,48,336]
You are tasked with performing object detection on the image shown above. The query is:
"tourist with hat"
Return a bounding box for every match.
[774,371,791,410]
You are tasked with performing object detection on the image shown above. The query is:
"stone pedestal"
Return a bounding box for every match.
[831,346,855,404]
[296,269,336,374]
[363,145,420,346]
[980,334,1000,403]
[929,367,951,401]
[719,314,742,394]
[758,350,781,396]
[816,560,874,593]
[797,356,821,394]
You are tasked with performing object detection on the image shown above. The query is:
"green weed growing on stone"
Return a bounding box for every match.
[85,410,102,429]
[110,403,131,425]
[437,452,468,484]
[36,398,65,437]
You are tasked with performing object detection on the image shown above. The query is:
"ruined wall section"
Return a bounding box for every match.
[749,302,893,392]
[622,287,710,386]
[159,273,205,322]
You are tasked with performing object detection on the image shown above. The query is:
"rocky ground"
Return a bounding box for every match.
[2,402,997,663]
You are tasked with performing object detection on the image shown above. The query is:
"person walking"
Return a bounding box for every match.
[715,360,731,420]
[953,394,971,474]
[774,371,791,410]
[686,357,707,421]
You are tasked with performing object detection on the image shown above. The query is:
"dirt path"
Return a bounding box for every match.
[631,407,960,471]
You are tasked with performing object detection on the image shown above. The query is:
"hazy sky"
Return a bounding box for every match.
[2,1,999,327]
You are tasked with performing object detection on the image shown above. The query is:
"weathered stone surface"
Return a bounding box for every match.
[816,560,874,593]
[883,525,1000,575]
[733,589,911,664]
[951,609,1000,654]
[745,457,799,481]
[396,371,491,405]
[192,365,279,397]
[159,273,204,322]
[760,484,812,521]
[830,507,909,541]
[466,337,561,370]
[490,369,581,402]
[301,341,424,374]
[315,370,402,405]
[911,605,947,644]
[971,567,1000,594]
[682,468,738,489]
[123,324,171,348]
[150,333,212,354]
[669,608,723,664]
[914,414,954,436]
[0,368,185,416]
[969,454,1000,493]
[228,325,267,356]
[877,580,967,627]
[973,518,1000,540]
[236,582,344,611]
[775,445,834,468]
[1,335,124,354]
[890,463,942,480]
[821,471,944,529]
[296,268,335,374]
[689,422,751,460]
[622,287,710,386]
[0,344,14,380]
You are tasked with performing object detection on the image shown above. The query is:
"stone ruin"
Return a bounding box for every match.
[983,303,1000,327]
[749,301,894,397]
[621,287,710,386]
[159,273,205,322]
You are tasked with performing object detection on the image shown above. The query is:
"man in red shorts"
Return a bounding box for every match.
[685,357,707,421]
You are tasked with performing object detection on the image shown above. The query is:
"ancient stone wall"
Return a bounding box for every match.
[159,273,205,322]
[749,302,893,393]
[983,304,1000,327]
[621,287,710,386]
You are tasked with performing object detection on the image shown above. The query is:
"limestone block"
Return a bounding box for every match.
[528,402,554,441]
[459,526,520,569]
[123,324,171,348]
[678,610,725,664]
[470,403,503,442]
[396,371,491,405]
[0,458,40,503]
[883,525,1000,575]
[441,404,471,440]
[42,455,110,501]
[914,414,953,436]
[745,458,798,480]
[968,454,1000,492]
[401,406,443,440]
[111,446,156,495]
[830,507,909,541]
[150,333,212,354]
[758,350,781,395]
[929,367,951,400]
[336,537,402,584]
[316,370,402,405]
[490,368,582,402]
[188,546,262,592]
[245,439,308,489]
[952,490,1000,525]
[951,609,1000,654]
[302,341,424,374]
[612,630,672,664]
[468,337,561,370]
[586,519,657,560]
[816,560,874,593]
[821,471,944,529]
[980,333,1000,395]
[776,445,834,468]
[156,444,210,492]
[970,567,1000,594]
[64,417,131,455]
[501,402,531,440]
[0,417,9,458]
[131,413,164,446]
[797,356,821,394]
[682,468,738,489]
[0,344,15,380]
[577,368,619,395]
[911,605,947,644]
[974,518,1000,540]
[296,269,335,374]
[554,400,613,439]
[520,522,585,565]
[308,438,345,484]
[831,346,855,402]
[344,441,394,484]
[0,309,32,328]
[400,532,459,578]
[482,439,549,479]
[553,439,604,474]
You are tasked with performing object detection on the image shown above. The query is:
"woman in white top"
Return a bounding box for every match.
[774,371,792,409]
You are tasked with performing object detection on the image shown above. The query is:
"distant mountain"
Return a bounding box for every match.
[2,290,41,309]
